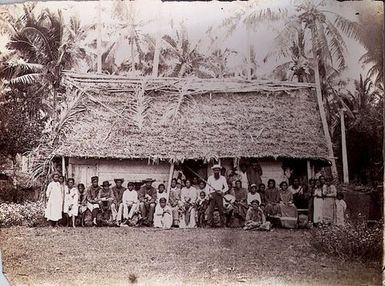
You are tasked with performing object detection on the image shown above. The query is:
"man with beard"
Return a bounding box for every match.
[206,164,228,227]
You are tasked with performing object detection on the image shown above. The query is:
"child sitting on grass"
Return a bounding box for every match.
[196,191,209,227]
[154,197,173,229]
[243,200,271,231]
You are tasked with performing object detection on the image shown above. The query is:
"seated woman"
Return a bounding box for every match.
[243,199,271,231]
[278,181,298,229]
[180,179,198,228]
[288,178,310,209]
[264,179,281,217]
[154,197,173,229]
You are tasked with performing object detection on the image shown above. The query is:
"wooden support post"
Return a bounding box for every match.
[340,109,349,183]
[166,162,175,202]
[306,160,312,181]
[96,0,102,74]
[61,156,66,178]
[311,30,338,180]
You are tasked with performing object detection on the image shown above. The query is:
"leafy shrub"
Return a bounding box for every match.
[311,219,383,262]
[0,201,47,227]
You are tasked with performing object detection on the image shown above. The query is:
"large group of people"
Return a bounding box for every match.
[45,163,347,231]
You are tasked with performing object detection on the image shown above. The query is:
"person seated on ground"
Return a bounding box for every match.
[257,183,266,208]
[77,183,87,226]
[207,164,229,228]
[157,184,168,203]
[97,181,117,223]
[278,181,298,229]
[138,178,157,226]
[264,179,281,217]
[196,191,209,227]
[85,176,102,226]
[288,178,308,209]
[247,184,261,206]
[45,172,63,229]
[63,178,79,228]
[117,181,139,226]
[154,197,173,229]
[243,200,271,231]
[112,178,126,220]
[180,179,198,228]
[335,192,347,226]
[223,191,235,227]
[169,178,183,227]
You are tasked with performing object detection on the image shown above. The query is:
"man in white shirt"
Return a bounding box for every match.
[117,181,139,226]
[180,179,198,228]
[207,164,228,227]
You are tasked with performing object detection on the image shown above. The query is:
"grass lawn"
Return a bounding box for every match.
[0,226,381,286]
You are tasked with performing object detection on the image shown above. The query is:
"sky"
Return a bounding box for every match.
[0,0,383,86]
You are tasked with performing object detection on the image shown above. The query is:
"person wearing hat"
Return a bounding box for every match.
[138,178,157,226]
[45,172,63,228]
[112,178,126,222]
[85,176,102,226]
[97,181,117,222]
[247,184,262,205]
[206,164,229,227]
[117,181,139,226]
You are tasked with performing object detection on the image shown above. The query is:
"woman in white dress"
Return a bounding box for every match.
[313,179,324,224]
[45,173,63,227]
[63,178,79,228]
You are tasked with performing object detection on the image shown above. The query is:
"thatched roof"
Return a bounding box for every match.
[55,72,329,162]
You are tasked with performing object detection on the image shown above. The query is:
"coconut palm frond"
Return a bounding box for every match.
[9,73,42,85]
[334,14,361,41]
[54,89,86,140]
[130,83,151,131]
[162,84,195,124]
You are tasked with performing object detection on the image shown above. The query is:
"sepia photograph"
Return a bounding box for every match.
[0,0,383,285]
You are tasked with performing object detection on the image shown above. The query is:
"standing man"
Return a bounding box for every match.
[247,161,263,189]
[85,176,102,226]
[238,163,249,190]
[112,178,126,222]
[138,178,157,226]
[207,164,228,227]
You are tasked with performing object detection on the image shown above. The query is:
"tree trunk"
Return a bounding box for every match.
[340,109,349,183]
[311,28,338,180]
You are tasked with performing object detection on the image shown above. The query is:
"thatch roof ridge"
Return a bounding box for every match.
[56,73,330,162]
[62,71,316,94]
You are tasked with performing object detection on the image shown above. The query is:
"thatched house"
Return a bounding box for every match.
[55,71,330,188]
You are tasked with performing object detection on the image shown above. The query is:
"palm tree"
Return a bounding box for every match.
[0,7,89,120]
[161,26,209,78]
